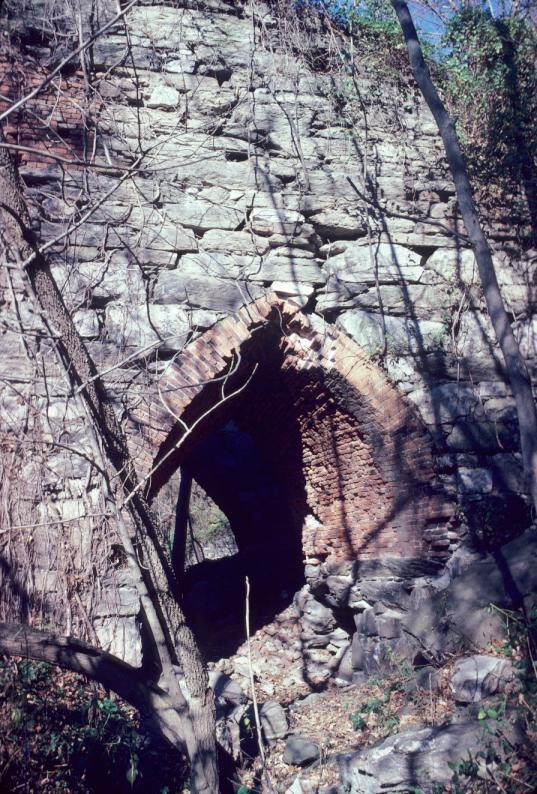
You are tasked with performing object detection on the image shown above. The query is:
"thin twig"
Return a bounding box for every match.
[245,575,265,765]
[0,0,139,124]
[0,142,134,173]
[121,363,258,506]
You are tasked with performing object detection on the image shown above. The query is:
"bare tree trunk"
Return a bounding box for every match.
[173,468,193,579]
[0,134,219,794]
[390,0,537,514]
[0,623,188,749]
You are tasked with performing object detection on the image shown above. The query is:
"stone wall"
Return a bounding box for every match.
[1,0,535,665]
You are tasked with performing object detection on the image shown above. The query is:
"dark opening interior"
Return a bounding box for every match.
[175,343,308,660]
[179,419,304,660]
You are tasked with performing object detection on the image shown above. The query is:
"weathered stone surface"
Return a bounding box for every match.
[153,270,262,311]
[73,309,100,339]
[146,84,180,109]
[354,608,378,637]
[296,591,337,634]
[52,252,146,303]
[321,282,447,317]
[515,315,537,359]
[338,722,510,793]
[337,310,447,357]
[457,467,493,494]
[164,197,243,231]
[414,666,441,692]
[93,586,140,618]
[104,303,191,350]
[490,453,524,492]
[423,247,478,285]
[375,609,403,639]
[93,616,142,667]
[325,243,423,284]
[209,672,247,706]
[272,281,315,307]
[454,312,503,375]
[353,580,410,611]
[335,646,353,685]
[450,655,513,703]
[408,383,480,426]
[259,700,288,743]
[446,421,518,453]
[351,633,414,674]
[283,736,320,767]
[308,208,367,238]
[250,253,325,284]
[401,530,537,658]
[320,573,355,607]
[173,251,261,280]
[201,229,264,254]
[122,215,198,253]
[250,208,305,237]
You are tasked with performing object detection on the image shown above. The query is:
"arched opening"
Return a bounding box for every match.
[130,296,456,664]
[172,332,309,660]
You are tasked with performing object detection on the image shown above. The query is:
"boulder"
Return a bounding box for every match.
[153,271,262,312]
[104,303,215,350]
[401,529,537,659]
[259,700,288,743]
[164,197,243,232]
[335,646,353,686]
[375,609,403,640]
[408,382,480,426]
[325,242,423,284]
[73,309,99,339]
[337,310,447,357]
[296,590,337,634]
[338,721,510,793]
[450,655,514,703]
[284,736,321,767]
[357,580,411,610]
[354,608,378,637]
[250,207,305,237]
[457,467,493,494]
[413,666,441,692]
[351,633,415,675]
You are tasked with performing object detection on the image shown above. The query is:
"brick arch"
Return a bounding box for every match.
[129,294,455,564]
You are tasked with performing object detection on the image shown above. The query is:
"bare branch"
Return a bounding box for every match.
[0,141,135,174]
[0,0,139,124]
[0,622,187,748]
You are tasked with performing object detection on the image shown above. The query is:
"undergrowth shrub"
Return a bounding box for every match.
[0,659,186,794]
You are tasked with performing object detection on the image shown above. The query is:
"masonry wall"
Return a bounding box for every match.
[1,0,535,663]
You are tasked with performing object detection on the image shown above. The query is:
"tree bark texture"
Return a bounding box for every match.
[391,0,537,514]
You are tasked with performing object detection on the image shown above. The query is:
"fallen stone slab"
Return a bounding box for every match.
[450,655,514,703]
[284,736,321,767]
[259,700,288,743]
[338,721,513,793]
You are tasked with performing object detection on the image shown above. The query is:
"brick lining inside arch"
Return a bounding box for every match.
[129,295,455,564]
